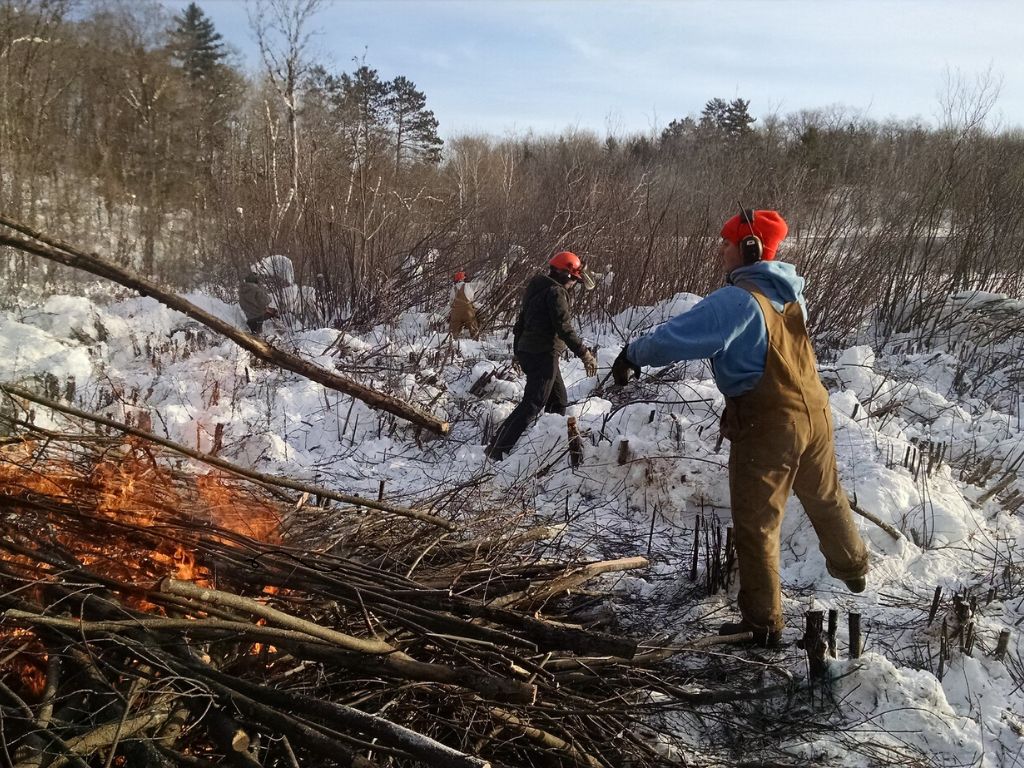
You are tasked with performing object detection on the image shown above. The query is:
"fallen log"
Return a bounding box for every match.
[2,610,373,651]
[0,215,448,435]
[159,579,396,654]
[174,666,379,768]
[541,632,763,673]
[197,704,260,768]
[5,601,512,762]
[191,543,638,658]
[648,678,798,706]
[175,552,637,659]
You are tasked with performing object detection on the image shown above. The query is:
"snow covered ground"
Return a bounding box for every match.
[2,283,1022,766]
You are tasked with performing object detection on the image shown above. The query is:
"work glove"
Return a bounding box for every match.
[581,349,598,378]
[511,355,523,375]
[611,345,640,385]
[266,306,280,318]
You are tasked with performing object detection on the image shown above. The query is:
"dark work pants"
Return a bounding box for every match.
[246,311,274,334]
[488,351,567,459]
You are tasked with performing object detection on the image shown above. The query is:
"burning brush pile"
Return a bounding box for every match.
[0,398,720,768]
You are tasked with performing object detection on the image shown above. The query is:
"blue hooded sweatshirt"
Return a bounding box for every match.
[625,261,807,397]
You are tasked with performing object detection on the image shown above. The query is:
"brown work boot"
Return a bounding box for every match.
[718,620,782,648]
[844,576,866,593]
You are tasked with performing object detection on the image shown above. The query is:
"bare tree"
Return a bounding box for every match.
[250,0,324,235]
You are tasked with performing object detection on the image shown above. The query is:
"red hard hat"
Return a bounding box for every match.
[548,251,582,278]
[453,271,466,282]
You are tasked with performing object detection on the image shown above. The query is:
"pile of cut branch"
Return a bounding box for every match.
[0,403,750,767]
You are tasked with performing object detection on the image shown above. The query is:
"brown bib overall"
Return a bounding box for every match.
[450,284,479,339]
[723,286,868,633]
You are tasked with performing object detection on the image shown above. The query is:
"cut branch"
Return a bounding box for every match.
[159,579,537,703]
[487,708,605,768]
[193,664,492,768]
[41,699,175,768]
[850,500,903,540]
[492,556,649,609]
[0,215,448,434]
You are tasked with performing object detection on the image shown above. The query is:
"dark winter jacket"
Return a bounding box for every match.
[513,273,586,358]
[239,277,271,320]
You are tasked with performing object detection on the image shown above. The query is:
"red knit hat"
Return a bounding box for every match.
[453,270,466,282]
[720,210,789,261]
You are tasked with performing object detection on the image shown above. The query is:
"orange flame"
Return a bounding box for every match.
[0,439,287,691]
[0,439,284,593]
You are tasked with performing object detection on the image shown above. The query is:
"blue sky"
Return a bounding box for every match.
[163,0,1024,138]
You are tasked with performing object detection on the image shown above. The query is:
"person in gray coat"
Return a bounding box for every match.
[239,272,279,334]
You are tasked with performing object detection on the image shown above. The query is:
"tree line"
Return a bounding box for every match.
[2,0,1022,346]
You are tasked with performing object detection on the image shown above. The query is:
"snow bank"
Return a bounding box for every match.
[5,284,1023,766]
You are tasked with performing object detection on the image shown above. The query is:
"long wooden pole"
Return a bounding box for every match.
[0,215,448,435]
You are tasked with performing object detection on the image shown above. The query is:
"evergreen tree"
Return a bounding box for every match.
[341,66,387,123]
[303,64,443,174]
[721,98,755,137]
[628,135,654,163]
[661,116,696,141]
[339,65,390,159]
[699,97,755,138]
[167,3,239,183]
[168,2,225,85]
[660,116,697,152]
[385,75,443,169]
[699,97,729,132]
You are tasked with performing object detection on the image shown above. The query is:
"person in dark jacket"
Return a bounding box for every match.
[612,209,868,646]
[239,272,279,334]
[486,251,598,461]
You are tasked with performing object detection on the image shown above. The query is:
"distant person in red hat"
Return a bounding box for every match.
[449,270,480,340]
[486,251,598,461]
[612,209,869,646]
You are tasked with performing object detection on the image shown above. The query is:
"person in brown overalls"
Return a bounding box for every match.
[449,270,480,340]
[611,209,869,645]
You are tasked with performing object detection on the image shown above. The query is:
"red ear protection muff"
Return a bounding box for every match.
[738,208,763,264]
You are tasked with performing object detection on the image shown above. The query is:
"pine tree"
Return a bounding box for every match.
[339,65,390,159]
[699,97,755,139]
[308,65,443,172]
[167,3,238,183]
[721,98,755,137]
[168,2,225,85]
[699,98,730,132]
[660,116,697,147]
[385,75,442,169]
